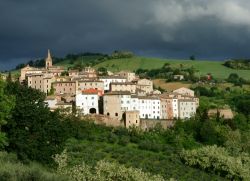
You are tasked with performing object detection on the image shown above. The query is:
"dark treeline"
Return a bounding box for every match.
[224,59,250,70]
[14,50,134,70]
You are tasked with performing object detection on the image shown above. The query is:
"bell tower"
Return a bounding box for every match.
[45,49,53,69]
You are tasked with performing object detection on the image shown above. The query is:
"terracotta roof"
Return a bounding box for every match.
[82,88,103,95]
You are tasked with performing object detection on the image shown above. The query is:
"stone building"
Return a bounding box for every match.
[116,71,137,82]
[100,76,127,91]
[178,99,196,119]
[136,79,153,94]
[103,91,129,120]
[173,87,195,97]
[76,80,104,94]
[20,65,44,83]
[110,82,137,94]
[27,73,54,94]
[53,80,76,95]
[160,96,174,120]
[124,111,140,128]
[208,109,234,119]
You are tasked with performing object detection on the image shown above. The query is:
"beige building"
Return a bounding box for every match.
[178,99,196,119]
[117,71,137,82]
[68,70,79,77]
[77,80,104,94]
[137,79,153,94]
[110,82,137,94]
[208,109,234,119]
[160,96,174,120]
[27,73,54,94]
[103,92,131,120]
[20,65,44,83]
[173,87,195,97]
[125,111,140,128]
[53,81,76,95]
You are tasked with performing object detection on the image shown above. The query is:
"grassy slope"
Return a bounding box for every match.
[94,57,250,80]
[9,56,250,80]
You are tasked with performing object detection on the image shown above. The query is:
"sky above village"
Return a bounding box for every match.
[1,0,250,70]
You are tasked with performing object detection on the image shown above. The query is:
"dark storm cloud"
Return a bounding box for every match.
[1,0,250,70]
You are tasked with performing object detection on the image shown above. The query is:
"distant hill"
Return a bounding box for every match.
[11,53,250,80]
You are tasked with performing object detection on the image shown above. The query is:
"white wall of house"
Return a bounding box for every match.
[178,100,196,119]
[138,98,161,119]
[76,93,99,115]
[44,99,57,109]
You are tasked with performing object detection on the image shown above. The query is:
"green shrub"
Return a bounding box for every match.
[181,145,250,180]
[0,152,67,181]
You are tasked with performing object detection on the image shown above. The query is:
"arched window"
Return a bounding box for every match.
[107,112,110,116]
[115,113,118,117]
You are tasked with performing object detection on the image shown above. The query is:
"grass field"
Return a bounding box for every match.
[8,56,250,80]
[153,79,192,91]
[94,56,250,80]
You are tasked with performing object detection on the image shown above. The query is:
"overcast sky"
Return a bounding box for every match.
[1,0,250,70]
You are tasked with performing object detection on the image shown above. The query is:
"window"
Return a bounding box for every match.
[115,113,118,117]
[107,112,110,116]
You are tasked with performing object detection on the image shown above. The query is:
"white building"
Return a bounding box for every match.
[100,76,127,91]
[76,89,100,115]
[138,97,161,119]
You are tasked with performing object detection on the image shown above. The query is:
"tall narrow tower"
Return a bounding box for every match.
[45,49,53,69]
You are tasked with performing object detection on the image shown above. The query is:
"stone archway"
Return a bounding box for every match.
[89,108,97,114]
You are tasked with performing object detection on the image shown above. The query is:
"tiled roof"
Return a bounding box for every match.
[82,88,102,94]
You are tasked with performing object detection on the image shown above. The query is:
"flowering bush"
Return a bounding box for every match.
[181,145,250,180]
[54,149,174,181]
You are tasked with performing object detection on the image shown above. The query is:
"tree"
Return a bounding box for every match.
[189,55,196,61]
[0,80,14,149]
[3,82,68,164]
[97,67,108,76]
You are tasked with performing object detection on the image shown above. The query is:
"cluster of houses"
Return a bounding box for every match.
[19,50,200,128]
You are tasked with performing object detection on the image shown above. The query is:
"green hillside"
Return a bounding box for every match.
[94,57,250,80]
[9,55,250,80]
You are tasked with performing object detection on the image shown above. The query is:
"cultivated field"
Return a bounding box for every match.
[153,79,192,92]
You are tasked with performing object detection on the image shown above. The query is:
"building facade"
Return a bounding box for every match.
[100,76,127,91]
[76,89,100,115]
[110,82,137,94]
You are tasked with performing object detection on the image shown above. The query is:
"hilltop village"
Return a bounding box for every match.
[19,50,199,129]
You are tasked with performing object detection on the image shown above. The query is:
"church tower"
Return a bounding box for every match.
[45,49,53,69]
